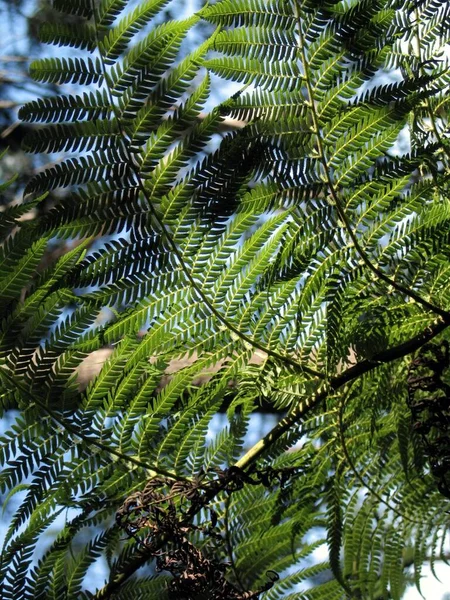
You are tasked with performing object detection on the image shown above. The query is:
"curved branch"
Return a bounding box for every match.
[90,3,325,382]
[293,2,450,322]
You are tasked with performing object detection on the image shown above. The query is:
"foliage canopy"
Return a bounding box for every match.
[1,0,450,598]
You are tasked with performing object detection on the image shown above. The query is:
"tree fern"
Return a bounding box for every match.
[1,0,450,598]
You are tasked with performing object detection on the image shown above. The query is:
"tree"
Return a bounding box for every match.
[1,0,450,598]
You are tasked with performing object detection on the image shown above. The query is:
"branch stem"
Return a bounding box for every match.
[90,2,324,381]
[293,2,450,322]
[236,315,449,470]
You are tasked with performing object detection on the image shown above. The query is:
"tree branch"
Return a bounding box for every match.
[90,4,325,381]
[292,2,450,322]
[235,316,450,470]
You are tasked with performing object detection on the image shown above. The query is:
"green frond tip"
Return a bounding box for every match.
[96,0,128,28]
[38,22,97,51]
[100,0,172,60]
[18,91,112,123]
[29,57,103,85]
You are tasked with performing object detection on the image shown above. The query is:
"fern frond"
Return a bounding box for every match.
[100,0,171,61]
[19,91,112,124]
[204,56,301,91]
[29,57,103,85]
[3,1,450,597]
[38,22,97,51]
[52,0,93,18]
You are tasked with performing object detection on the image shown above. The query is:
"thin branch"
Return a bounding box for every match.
[166,105,247,131]
[0,121,21,139]
[292,2,450,322]
[0,101,20,109]
[330,315,450,388]
[90,4,325,381]
[0,55,29,62]
[0,366,188,482]
[235,315,450,470]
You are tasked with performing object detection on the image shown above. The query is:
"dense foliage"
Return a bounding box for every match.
[1,0,450,598]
